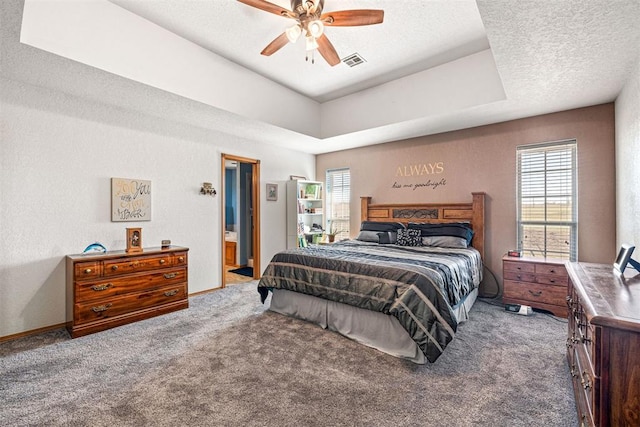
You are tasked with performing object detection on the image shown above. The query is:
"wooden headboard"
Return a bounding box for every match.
[360,192,486,260]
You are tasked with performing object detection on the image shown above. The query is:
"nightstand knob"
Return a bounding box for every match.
[550,269,556,273]
[112,265,119,271]
[159,259,166,264]
[84,268,92,274]
[178,256,184,262]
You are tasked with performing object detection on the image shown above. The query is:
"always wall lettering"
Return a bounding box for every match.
[392,161,447,191]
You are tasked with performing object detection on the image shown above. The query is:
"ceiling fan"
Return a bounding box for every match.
[237,0,384,66]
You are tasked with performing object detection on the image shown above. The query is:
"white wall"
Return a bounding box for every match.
[615,58,640,248]
[0,77,314,338]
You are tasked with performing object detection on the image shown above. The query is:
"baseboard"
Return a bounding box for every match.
[0,322,68,344]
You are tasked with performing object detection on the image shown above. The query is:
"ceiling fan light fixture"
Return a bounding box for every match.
[305,35,319,51]
[286,24,302,43]
[307,19,324,38]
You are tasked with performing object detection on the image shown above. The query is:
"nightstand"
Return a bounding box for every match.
[502,255,568,317]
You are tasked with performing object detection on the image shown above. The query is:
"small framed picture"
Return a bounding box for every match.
[266,183,278,201]
[126,228,143,253]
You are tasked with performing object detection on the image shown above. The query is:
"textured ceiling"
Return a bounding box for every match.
[108,0,490,102]
[5,0,640,155]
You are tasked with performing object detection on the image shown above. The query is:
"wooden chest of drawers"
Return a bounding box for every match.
[66,246,189,338]
[566,262,640,426]
[503,255,568,317]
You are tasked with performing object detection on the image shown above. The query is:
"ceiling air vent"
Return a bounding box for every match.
[342,53,366,67]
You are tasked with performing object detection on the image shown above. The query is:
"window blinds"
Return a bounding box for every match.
[516,140,577,260]
[326,168,350,240]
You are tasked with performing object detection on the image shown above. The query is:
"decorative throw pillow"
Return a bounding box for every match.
[396,228,422,246]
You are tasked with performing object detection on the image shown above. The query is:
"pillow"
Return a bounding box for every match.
[356,230,381,243]
[377,231,397,244]
[421,235,469,248]
[360,221,405,232]
[355,230,397,244]
[408,222,474,245]
[396,228,422,246]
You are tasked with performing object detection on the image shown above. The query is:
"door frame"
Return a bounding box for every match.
[221,153,261,288]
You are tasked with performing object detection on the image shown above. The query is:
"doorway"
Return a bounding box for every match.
[221,154,260,287]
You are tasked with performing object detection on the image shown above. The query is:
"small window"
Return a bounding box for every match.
[325,168,350,240]
[516,140,577,261]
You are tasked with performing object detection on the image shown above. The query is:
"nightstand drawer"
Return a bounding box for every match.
[503,260,535,273]
[504,270,536,282]
[504,280,567,307]
[536,274,568,287]
[535,263,567,277]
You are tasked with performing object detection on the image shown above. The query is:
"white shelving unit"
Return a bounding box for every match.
[286,180,324,249]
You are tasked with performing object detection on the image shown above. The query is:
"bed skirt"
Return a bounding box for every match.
[268,287,478,364]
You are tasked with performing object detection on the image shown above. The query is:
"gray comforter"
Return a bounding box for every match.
[258,240,483,362]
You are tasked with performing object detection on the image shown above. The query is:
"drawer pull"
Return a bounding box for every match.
[528,290,543,297]
[159,259,166,264]
[178,256,185,262]
[164,273,177,279]
[581,372,592,390]
[91,303,112,313]
[549,279,556,283]
[549,269,556,273]
[164,290,179,297]
[91,283,113,291]
[112,265,119,271]
[84,268,93,274]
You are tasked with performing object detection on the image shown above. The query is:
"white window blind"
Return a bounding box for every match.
[326,168,350,240]
[516,140,577,261]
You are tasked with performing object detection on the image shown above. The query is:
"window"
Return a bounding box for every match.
[517,140,577,261]
[325,168,350,240]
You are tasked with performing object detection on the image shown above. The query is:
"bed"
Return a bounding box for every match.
[258,193,486,363]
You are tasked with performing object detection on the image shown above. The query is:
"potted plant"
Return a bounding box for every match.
[326,221,339,243]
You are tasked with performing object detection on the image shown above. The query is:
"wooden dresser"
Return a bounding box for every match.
[502,255,568,317]
[66,246,189,338]
[566,262,640,426]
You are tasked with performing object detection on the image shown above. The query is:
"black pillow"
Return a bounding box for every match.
[408,222,474,245]
[360,221,405,232]
[396,228,422,246]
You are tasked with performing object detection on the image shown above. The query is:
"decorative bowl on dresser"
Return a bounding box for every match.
[66,246,189,338]
[566,262,640,427]
[502,254,568,317]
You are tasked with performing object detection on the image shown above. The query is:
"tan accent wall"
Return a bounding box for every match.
[316,103,616,297]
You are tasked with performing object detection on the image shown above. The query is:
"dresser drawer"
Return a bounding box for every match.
[75,268,187,302]
[103,254,173,277]
[504,280,567,307]
[74,283,187,324]
[74,261,103,280]
[172,251,188,266]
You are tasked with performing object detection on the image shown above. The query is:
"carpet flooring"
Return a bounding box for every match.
[0,282,577,426]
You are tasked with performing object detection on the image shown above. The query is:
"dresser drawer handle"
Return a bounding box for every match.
[164,290,179,297]
[91,283,113,291]
[549,269,556,273]
[91,303,112,313]
[581,372,592,390]
[159,259,166,264]
[528,290,543,297]
[549,279,556,283]
[111,265,119,271]
[164,273,177,279]
[84,268,93,274]
[178,256,185,262]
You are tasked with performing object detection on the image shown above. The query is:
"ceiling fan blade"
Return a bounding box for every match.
[237,0,294,18]
[316,34,340,66]
[321,10,384,26]
[260,32,290,56]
